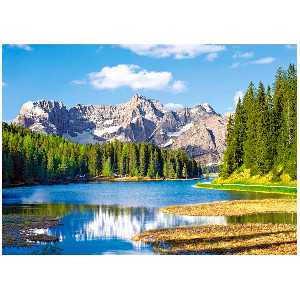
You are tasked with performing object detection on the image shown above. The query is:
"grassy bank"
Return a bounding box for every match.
[195,182,297,194]
[213,167,297,187]
[135,195,298,255]
[160,199,297,216]
[132,224,297,255]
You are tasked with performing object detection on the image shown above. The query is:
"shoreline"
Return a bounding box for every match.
[159,198,297,217]
[2,176,206,188]
[194,183,297,195]
[133,198,298,255]
[132,223,297,255]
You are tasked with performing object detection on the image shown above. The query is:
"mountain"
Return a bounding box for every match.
[12,94,230,164]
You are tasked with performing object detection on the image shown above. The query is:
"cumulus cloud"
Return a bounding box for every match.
[9,44,33,51]
[171,80,187,93]
[233,51,254,58]
[119,44,226,59]
[164,103,184,110]
[286,44,297,50]
[81,64,186,93]
[233,90,244,105]
[71,79,87,85]
[205,52,218,61]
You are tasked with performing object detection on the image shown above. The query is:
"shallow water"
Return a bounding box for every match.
[2,179,296,255]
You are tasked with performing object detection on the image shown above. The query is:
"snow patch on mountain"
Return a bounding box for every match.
[202,103,212,113]
[94,126,121,137]
[167,123,193,137]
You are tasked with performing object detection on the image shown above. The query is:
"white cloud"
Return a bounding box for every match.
[231,62,240,68]
[250,57,275,64]
[286,44,297,50]
[233,51,254,58]
[9,44,33,51]
[164,103,184,110]
[2,82,7,86]
[226,107,234,111]
[205,52,218,61]
[71,79,87,85]
[231,57,275,68]
[171,80,187,93]
[233,90,243,105]
[84,64,186,93]
[120,44,226,59]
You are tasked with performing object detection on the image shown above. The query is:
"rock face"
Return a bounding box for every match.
[13,94,230,164]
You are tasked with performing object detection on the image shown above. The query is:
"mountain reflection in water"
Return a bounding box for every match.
[2,179,296,255]
[3,203,296,255]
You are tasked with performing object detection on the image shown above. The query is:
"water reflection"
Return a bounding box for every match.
[3,202,296,255]
[227,212,297,225]
[3,203,226,242]
[76,206,226,242]
[3,178,297,255]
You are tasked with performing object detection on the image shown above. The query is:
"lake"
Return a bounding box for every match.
[2,178,296,255]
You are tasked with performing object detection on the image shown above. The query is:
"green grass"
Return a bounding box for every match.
[212,166,297,187]
[195,183,297,195]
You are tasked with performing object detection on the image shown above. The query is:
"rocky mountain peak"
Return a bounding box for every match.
[13,94,229,164]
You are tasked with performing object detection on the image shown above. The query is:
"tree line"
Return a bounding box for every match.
[221,64,297,180]
[2,123,202,184]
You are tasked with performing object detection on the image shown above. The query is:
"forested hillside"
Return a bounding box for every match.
[2,123,202,185]
[221,64,297,181]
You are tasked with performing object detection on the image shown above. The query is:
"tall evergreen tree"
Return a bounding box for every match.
[139,143,147,176]
[221,114,235,178]
[243,82,257,174]
[128,145,137,177]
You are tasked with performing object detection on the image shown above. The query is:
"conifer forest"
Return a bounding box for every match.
[2,123,201,185]
[221,65,297,180]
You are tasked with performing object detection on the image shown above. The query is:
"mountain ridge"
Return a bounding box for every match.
[13,94,230,164]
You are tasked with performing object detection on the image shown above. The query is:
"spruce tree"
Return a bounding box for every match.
[102,157,113,177]
[128,145,137,177]
[182,164,187,179]
[231,98,245,169]
[255,82,270,174]
[139,143,147,176]
[221,114,235,178]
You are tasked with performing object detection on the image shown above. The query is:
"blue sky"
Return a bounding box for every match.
[2,44,297,122]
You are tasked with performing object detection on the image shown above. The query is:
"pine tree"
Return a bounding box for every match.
[221,114,235,178]
[102,157,113,177]
[182,163,187,179]
[231,97,245,169]
[46,153,55,182]
[272,67,286,164]
[58,155,69,179]
[88,146,99,177]
[198,164,203,178]
[255,82,271,174]
[148,152,155,177]
[243,82,257,174]
[191,158,198,178]
[128,145,137,177]
[139,143,147,176]
[153,149,160,175]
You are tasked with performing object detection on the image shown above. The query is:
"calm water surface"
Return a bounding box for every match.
[2,179,296,255]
